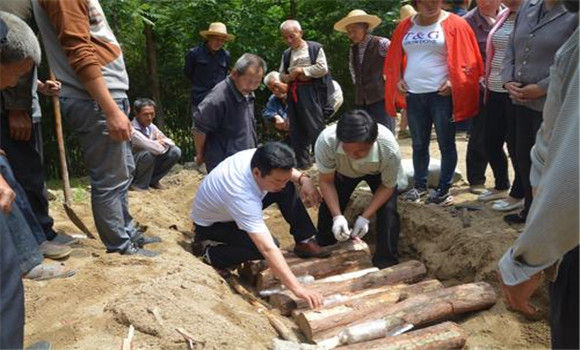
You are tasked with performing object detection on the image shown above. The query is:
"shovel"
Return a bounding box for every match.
[49,70,95,239]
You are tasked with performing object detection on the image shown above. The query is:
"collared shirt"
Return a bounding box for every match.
[191,149,269,234]
[463,5,505,64]
[184,43,230,105]
[315,124,402,188]
[193,77,257,172]
[500,0,577,112]
[130,118,175,155]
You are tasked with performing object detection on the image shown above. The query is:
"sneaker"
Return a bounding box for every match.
[492,197,524,212]
[123,243,159,257]
[469,184,486,195]
[26,341,52,350]
[504,212,526,225]
[132,234,162,248]
[39,241,72,260]
[425,188,454,206]
[478,189,509,202]
[402,188,427,203]
[294,238,331,259]
[50,233,78,246]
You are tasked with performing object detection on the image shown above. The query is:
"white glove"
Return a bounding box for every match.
[350,216,370,239]
[332,215,350,242]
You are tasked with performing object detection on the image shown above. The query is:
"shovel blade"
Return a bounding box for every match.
[63,203,96,239]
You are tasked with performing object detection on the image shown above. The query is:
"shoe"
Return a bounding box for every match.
[469,184,486,194]
[50,233,78,246]
[150,182,167,190]
[24,264,76,281]
[294,239,331,259]
[123,244,159,257]
[132,234,162,248]
[191,239,224,257]
[425,188,454,206]
[39,241,72,260]
[402,188,427,203]
[478,189,508,202]
[492,197,524,212]
[26,341,52,350]
[372,258,399,269]
[129,185,147,192]
[397,129,411,139]
[504,212,526,225]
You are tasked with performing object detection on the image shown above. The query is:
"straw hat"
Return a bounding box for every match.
[393,5,417,22]
[334,9,382,33]
[199,22,235,41]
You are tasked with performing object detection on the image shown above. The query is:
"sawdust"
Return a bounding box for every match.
[22,136,549,349]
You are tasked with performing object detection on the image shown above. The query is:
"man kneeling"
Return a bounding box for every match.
[130,98,181,190]
[190,142,329,308]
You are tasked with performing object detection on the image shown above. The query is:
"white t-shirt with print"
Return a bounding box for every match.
[190,149,269,234]
[403,16,449,94]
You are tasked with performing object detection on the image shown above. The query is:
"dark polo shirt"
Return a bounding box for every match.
[184,44,230,106]
[193,77,257,172]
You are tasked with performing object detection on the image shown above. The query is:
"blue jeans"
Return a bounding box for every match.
[60,97,138,252]
[0,156,44,274]
[406,92,457,190]
[360,100,396,134]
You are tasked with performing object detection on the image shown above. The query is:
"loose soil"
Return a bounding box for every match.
[24,135,550,349]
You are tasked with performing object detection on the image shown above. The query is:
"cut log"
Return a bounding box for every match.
[295,280,444,342]
[270,260,427,315]
[313,282,496,344]
[257,250,373,291]
[339,321,466,350]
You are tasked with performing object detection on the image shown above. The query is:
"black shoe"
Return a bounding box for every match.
[123,244,159,257]
[294,239,331,259]
[504,213,526,225]
[372,258,399,269]
[133,234,162,248]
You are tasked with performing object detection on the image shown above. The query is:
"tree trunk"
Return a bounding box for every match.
[270,260,427,315]
[290,0,297,19]
[144,21,163,127]
[296,280,444,342]
[257,249,373,291]
[339,321,466,350]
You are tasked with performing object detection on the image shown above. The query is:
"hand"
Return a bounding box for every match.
[438,80,452,96]
[273,115,289,131]
[298,176,321,208]
[396,79,409,94]
[515,84,546,102]
[292,285,323,309]
[0,175,16,213]
[498,270,542,316]
[194,154,204,166]
[505,81,523,100]
[38,79,61,96]
[332,215,350,242]
[289,67,303,81]
[351,216,370,239]
[7,109,32,141]
[105,108,131,141]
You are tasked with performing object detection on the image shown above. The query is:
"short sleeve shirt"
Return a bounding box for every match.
[315,124,402,188]
[190,149,269,234]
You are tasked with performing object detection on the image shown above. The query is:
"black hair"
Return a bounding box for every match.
[336,109,378,144]
[250,142,296,177]
[133,98,156,114]
[234,53,267,76]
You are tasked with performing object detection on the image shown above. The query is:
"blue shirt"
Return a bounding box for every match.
[184,43,230,105]
[262,95,287,122]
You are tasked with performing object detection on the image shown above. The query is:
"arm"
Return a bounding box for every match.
[131,129,166,155]
[193,131,207,165]
[0,173,15,214]
[318,172,341,216]
[184,49,196,82]
[2,67,35,141]
[361,185,395,219]
[249,232,323,309]
[301,48,329,79]
[290,168,321,208]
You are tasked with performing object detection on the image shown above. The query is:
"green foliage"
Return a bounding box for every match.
[40,0,401,179]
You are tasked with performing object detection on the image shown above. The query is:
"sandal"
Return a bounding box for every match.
[24,264,76,281]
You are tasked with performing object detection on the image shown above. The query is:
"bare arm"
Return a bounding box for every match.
[362,185,394,219]
[193,131,207,165]
[318,172,341,216]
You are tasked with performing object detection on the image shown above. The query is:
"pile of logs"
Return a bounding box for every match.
[238,241,497,349]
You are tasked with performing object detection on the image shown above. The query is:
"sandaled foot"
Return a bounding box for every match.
[24,264,76,281]
[40,241,72,260]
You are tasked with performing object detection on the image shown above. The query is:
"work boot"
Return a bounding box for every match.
[39,241,72,260]
[294,238,331,259]
[123,243,159,257]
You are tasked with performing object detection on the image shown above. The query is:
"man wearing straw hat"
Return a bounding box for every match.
[184,22,234,123]
[334,9,394,132]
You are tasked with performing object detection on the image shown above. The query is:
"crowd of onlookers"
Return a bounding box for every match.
[0,0,578,349]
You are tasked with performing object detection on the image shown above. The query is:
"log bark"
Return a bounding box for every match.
[339,321,466,350]
[296,280,444,342]
[257,250,373,290]
[270,260,427,316]
[313,282,496,344]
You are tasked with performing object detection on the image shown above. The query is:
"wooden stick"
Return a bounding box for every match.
[120,324,134,350]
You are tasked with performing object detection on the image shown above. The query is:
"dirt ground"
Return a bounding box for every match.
[23,134,550,349]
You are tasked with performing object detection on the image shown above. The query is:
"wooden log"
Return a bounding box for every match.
[313,282,496,344]
[257,250,373,291]
[339,321,466,350]
[296,280,444,342]
[270,260,427,315]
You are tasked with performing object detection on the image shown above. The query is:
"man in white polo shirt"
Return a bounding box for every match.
[315,110,402,269]
[191,142,329,308]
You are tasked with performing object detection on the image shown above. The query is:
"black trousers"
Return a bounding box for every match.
[0,114,56,240]
[0,213,25,350]
[550,246,579,349]
[514,105,543,217]
[316,173,400,267]
[483,92,523,195]
[288,83,325,169]
[195,182,316,268]
[466,94,488,187]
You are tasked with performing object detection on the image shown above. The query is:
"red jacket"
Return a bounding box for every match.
[383,13,483,122]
